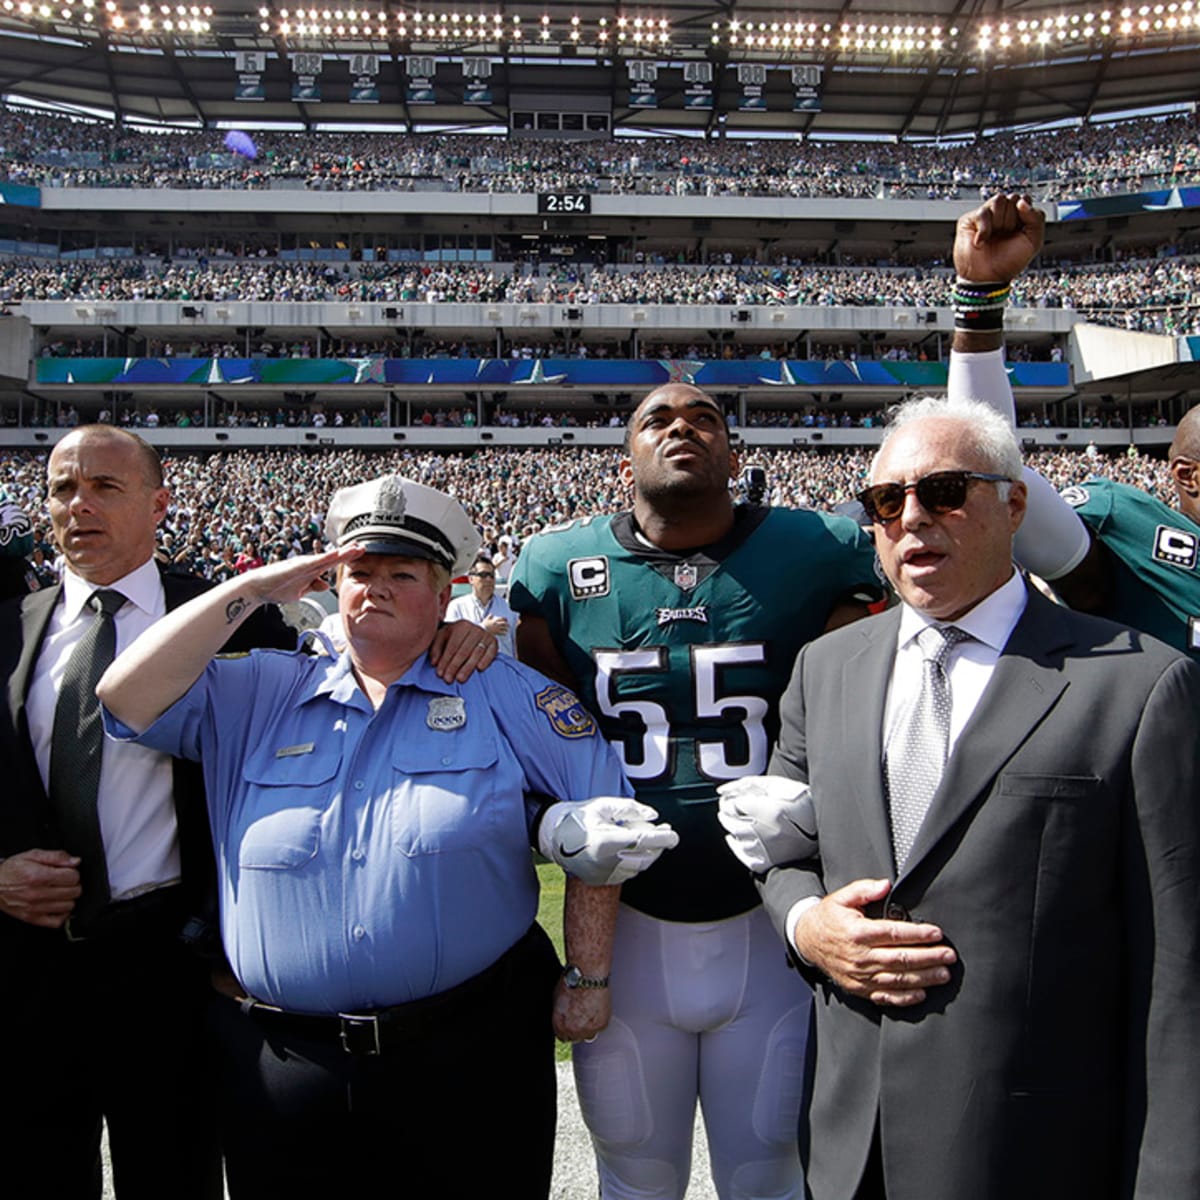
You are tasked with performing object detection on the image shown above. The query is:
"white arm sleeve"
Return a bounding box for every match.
[948,350,1091,582]
[1013,466,1093,581]
[947,348,1015,425]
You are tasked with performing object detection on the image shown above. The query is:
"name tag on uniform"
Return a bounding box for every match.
[427,697,466,731]
[275,742,315,758]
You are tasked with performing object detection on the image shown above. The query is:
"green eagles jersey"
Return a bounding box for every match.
[509,505,880,922]
[1062,477,1200,660]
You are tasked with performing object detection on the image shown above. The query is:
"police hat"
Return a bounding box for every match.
[324,475,481,576]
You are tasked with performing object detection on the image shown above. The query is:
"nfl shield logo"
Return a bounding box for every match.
[674,562,698,591]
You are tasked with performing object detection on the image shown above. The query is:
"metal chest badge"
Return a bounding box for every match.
[673,561,698,591]
[427,696,466,732]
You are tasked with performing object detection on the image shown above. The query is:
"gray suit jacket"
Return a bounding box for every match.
[760,584,1200,1200]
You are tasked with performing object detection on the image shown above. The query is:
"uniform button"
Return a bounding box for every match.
[354,780,365,791]
[885,902,910,922]
[441,756,452,766]
[351,848,365,863]
[352,924,366,940]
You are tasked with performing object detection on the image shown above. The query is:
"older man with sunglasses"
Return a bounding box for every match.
[724,393,1200,1200]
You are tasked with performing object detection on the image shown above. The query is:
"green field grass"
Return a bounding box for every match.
[535,860,572,1062]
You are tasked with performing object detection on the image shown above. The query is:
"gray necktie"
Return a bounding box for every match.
[48,588,126,927]
[886,624,970,870]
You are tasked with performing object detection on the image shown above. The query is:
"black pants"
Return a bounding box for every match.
[1,898,222,1200]
[209,924,562,1200]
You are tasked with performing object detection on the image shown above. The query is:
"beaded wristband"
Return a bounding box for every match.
[952,278,1010,332]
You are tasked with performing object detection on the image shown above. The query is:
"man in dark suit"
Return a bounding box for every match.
[755,396,1200,1200]
[0,425,292,1199]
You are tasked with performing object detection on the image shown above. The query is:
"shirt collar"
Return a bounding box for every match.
[60,556,164,623]
[309,647,458,706]
[898,567,1028,654]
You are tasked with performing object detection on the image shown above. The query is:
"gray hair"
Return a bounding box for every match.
[873,395,1023,495]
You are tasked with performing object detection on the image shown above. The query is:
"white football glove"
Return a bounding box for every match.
[539,797,680,887]
[716,776,817,872]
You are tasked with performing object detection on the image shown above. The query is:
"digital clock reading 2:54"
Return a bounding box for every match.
[537,193,592,214]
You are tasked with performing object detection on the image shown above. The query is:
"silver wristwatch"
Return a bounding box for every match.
[562,964,610,990]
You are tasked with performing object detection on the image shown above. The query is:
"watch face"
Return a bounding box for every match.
[564,966,582,988]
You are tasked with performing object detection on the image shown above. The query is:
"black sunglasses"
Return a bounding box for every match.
[857,470,1013,523]
[470,570,496,578]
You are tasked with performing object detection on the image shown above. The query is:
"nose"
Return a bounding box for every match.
[897,486,932,530]
[666,414,698,440]
[67,487,94,515]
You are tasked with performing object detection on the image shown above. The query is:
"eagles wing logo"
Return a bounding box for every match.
[535,685,597,739]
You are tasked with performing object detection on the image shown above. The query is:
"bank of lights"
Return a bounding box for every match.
[0,0,211,29]
[4,1,1200,53]
[976,2,1200,48]
[711,16,948,51]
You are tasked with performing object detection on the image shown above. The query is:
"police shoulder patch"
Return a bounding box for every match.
[535,684,597,739]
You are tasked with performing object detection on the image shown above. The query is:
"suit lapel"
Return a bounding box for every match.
[8,585,60,728]
[841,608,899,876]
[899,586,1073,878]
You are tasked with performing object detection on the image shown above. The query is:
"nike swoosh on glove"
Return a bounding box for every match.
[716,775,817,872]
[538,797,680,886]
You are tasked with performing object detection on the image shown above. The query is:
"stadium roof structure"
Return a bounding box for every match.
[0,0,1195,139]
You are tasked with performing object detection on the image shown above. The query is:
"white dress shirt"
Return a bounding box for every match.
[884,568,1029,759]
[27,557,181,899]
[445,589,517,657]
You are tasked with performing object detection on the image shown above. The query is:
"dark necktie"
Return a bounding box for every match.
[48,588,126,927]
[886,624,969,870]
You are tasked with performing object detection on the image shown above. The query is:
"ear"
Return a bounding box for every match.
[1008,478,1028,532]
[727,444,741,482]
[151,486,170,526]
[1170,456,1200,500]
[619,456,634,487]
[436,584,452,622]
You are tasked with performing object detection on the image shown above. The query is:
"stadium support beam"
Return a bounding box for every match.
[162,43,207,126]
[100,33,125,128]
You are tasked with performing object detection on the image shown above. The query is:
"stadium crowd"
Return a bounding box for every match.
[0,442,1174,587]
[8,255,1200,337]
[3,106,1200,200]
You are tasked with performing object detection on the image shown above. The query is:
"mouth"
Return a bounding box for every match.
[663,442,704,462]
[65,528,105,545]
[901,545,947,570]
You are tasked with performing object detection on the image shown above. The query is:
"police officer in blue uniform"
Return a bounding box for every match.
[98,474,673,1200]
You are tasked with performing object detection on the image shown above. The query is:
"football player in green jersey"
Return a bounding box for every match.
[510,383,881,1200]
[946,193,1200,660]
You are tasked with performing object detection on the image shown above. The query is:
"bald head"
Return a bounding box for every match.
[1169,405,1200,464]
[1169,406,1200,527]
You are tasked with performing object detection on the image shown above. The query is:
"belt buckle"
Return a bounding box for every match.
[339,1013,382,1056]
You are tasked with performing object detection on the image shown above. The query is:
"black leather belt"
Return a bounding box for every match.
[64,884,186,943]
[237,924,545,1056]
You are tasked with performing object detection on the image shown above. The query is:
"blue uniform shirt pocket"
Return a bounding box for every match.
[391,734,503,856]
[237,743,342,870]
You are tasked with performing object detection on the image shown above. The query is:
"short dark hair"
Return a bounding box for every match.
[623,385,729,453]
[66,424,164,488]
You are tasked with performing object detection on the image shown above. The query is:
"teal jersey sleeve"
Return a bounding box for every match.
[1062,478,1200,659]
[511,506,880,921]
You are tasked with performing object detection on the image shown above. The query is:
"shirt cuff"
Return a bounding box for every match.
[785,896,822,962]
